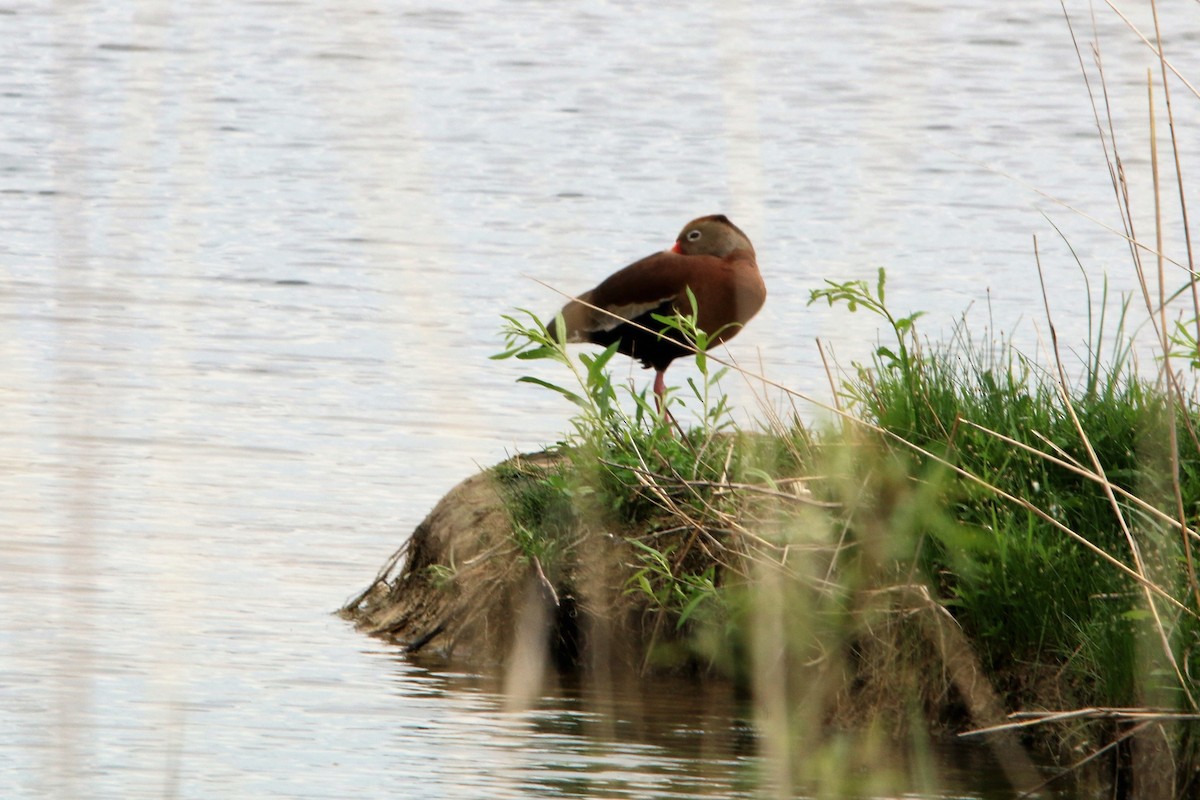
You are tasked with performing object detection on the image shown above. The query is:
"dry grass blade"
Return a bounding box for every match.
[1147,0,1200,615]
[1148,0,1199,342]
[1103,0,1200,100]
[1015,721,1153,798]
[1035,233,1197,710]
[600,460,837,509]
[961,706,1200,737]
[961,418,1200,544]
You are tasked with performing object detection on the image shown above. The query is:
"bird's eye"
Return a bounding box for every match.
[686,229,702,242]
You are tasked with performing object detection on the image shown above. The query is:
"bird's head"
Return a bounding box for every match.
[670,214,755,259]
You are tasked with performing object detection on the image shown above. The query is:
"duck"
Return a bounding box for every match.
[546,214,766,402]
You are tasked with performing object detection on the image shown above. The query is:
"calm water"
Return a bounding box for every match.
[2,1,1198,797]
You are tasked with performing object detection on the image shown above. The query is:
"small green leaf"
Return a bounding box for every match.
[516,376,587,408]
[551,311,567,344]
[515,346,558,361]
[677,591,709,628]
[586,341,621,382]
[490,345,526,360]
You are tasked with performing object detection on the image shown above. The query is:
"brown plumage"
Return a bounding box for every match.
[546,214,766,400]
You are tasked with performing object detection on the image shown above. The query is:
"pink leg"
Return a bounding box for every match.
[653,369,685,438]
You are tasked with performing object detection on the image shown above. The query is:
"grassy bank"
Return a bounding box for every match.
[491,262,1200,795]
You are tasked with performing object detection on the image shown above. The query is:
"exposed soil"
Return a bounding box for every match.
[340,452,647,675]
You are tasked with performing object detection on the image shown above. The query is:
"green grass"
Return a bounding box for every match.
[878,330,1192,706]
[492,266,1200,794]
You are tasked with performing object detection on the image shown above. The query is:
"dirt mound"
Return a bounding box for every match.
[341,456,530,661]
[340,453,644,679]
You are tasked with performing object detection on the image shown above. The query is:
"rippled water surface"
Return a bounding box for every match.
[2,1,1198,797]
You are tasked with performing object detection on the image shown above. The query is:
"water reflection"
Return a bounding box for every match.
[380,656,1037,799]
[386,661,766,799]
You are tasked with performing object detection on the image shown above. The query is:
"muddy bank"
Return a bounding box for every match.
[340,453,651,679]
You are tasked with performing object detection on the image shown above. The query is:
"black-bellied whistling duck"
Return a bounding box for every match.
[546,214,766,402]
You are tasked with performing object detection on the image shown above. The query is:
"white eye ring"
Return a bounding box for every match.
[686,229,702,242]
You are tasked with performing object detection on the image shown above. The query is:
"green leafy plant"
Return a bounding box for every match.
[493,310,623,435]
[808,267,925,378]
[626,538,722,629]
[492,301,747,628]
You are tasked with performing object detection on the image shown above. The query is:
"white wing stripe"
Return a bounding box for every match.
[591,298,674,332]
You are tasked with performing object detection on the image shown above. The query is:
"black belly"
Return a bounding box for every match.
[587,304,694,372]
